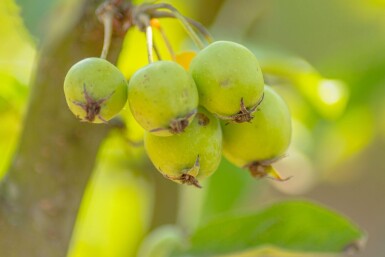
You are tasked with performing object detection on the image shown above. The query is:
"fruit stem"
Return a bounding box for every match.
[152,10,214,43]
[146,24,154,63]
[101,13,113,59]
[160,27,176,61]
[97,2,115,59]
[151,19,176,61]
[152,38,162,60]
[247,162,291,182]
[137,13,155,63]
[143,3,206,49]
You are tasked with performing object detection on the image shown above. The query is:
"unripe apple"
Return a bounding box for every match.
[64,57,128,123]
[190,41,264,123]
[144,107,222,187]
[222,86,291,178]
[128,61,199,136]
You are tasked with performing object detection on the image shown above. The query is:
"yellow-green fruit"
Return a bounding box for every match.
[128,61,199,136]
[190,41,264,121]
[64,57,128,123]
[144,107,222,187]
[222,86,291,168]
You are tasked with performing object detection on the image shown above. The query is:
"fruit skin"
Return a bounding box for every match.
[222,86,291,168]
[64,57,128,123]
[128,61,199,136]
[144,107,222,187]
[190,41,264,118]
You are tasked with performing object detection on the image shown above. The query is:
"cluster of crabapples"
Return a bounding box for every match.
[64,41,292,188]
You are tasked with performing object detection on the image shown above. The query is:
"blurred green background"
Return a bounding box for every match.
[1,0,385,256]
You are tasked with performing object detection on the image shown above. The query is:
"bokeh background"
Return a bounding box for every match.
[1,0,385,256]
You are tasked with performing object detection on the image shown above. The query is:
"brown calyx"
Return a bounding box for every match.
[162,155,202,188]
[150,109,197,134]
[176,174,202,188]
[217,94,264,124]
[245,155,291,182]
[248,162,269,179]
[72,84,113,123]
[164,173,202,188]
[197,113,210,126]
[169,117,190,134]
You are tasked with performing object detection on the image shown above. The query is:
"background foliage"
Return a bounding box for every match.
[1,0,385,256]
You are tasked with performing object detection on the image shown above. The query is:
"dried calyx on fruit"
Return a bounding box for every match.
[222,86,292,180]
[144,107,222,188]
[190,41,265,123]
[128,61,199,136]
[64,57,128,123]
[63,0,293,188]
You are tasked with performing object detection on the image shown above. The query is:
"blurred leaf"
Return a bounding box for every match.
[317,106,375,182]
[67,132,154,257]
[380,104,385,141]
[258,55,349,120]
[0,112,20,179]
[137,225,185,257]
[15,0,60,39]
[0,0,35,84]
[119,102,145,145]
[176,160,249,235]
[175,51,196,70]
[211,246,341,257]
[0,72,28,180]
[176,181,207,233]
[179,201,364,256]
[0,72,28,111]
[96,126,146,169]
[200,158,253,222]
[270,149,317,195]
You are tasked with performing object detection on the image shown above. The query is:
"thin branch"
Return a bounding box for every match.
[100,13,113,59]
[152,10,214,43]
[154,20,176,61]
[141,3,206,49]
[96,2,116,59]
[152,38,162,60]
[146,25,154,63]
[137,13,154,63]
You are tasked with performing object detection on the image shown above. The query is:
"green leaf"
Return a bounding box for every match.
[137,225,185,257]
[14,0,84,42]
[200,158,254,222]
[15,0,60,39]
[0,72,28,180]
[182,201,364,256]
[176,159,255,235]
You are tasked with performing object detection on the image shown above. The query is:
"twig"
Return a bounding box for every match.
[141,3,206,49]
[146,25,154,63]
[96,2,116,59]
[152,38,162,60]
[151,19,176,60]
[100,12,113,59]
[152,10,214,43]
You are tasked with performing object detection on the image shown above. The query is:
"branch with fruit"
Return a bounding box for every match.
[63,0,292,188]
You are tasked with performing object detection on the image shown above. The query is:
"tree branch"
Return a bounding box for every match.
[0,0,125,256]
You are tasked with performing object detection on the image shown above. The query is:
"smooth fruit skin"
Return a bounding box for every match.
[144,107,222,185]
[222,86,291,167]
[64,57,128,123]
[128,61,199,136]
[190,41,264,117]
